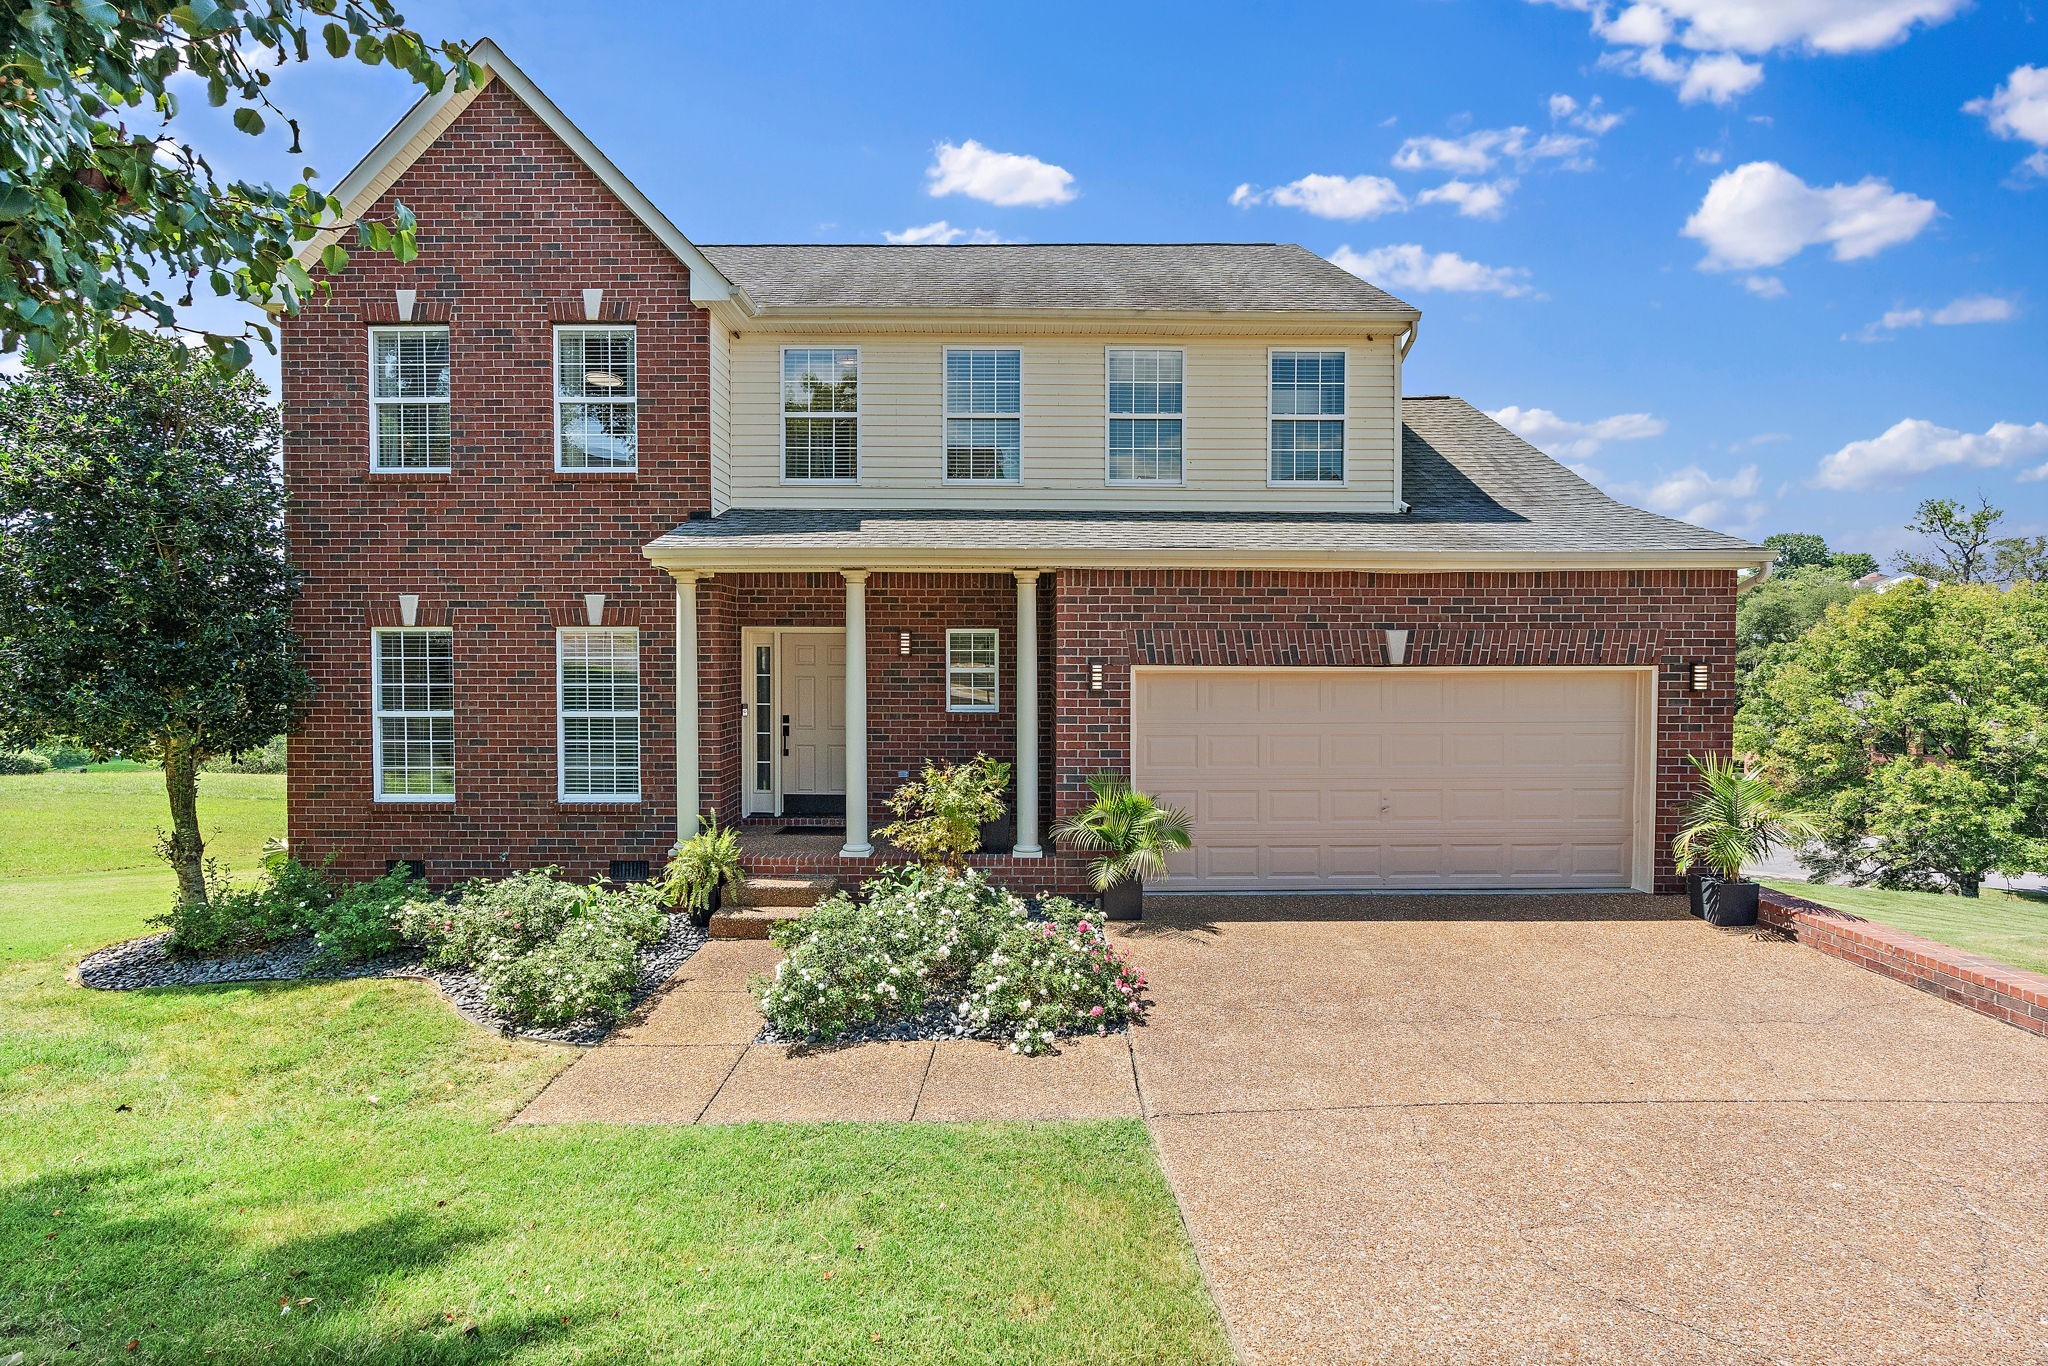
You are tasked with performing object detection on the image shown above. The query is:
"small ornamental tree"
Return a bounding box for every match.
[0,336,310,904]
[1737,580,2048,897]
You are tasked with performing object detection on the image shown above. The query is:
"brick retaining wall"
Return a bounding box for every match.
[1760,888,2048,1040]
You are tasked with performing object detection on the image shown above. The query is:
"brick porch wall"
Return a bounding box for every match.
[282,80,710,885]
[1051,568,1739,895]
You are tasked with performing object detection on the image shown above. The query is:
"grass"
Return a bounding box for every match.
[1761,878,2048,979]
[0,771,1229,1364]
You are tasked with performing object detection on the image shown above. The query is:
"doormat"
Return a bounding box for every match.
[777,825,846,837]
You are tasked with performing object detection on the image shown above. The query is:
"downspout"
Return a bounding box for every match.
[1394,320,1419,514]
[1736,555,1777,593]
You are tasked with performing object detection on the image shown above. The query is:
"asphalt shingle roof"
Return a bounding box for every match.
[697,243,1416,315]
[649,398,1759,561]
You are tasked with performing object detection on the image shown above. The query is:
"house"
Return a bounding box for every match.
[281,41,1767,898]
[1854,571,1922,593]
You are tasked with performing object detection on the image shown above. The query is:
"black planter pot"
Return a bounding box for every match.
[686,882,721,930]
[1685,871,1710,918]
[1099,878,1143,922]
[1701,877,1760,928]
[979,814,1014,854]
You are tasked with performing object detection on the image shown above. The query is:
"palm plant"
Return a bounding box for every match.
[1672,755,1819,882]
[1051,774,1193,892]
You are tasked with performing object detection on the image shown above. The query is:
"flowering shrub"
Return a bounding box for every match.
[397,869,668,1027]
[964,898,1147,1054]
[151,848,412,963]
[152,857,304,957]
[753,866,1147,1053]
[302,865,416,964]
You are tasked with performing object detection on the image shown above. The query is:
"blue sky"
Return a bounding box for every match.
[176,0,2046,561]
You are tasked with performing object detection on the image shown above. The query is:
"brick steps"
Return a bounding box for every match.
[710,874,840,939]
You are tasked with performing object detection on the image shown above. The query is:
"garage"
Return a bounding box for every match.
[1132,668,1651,891]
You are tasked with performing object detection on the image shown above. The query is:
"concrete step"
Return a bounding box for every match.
[738,874,839,909]
[708,905,808,940]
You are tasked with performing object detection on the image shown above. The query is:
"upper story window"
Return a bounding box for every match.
[943,348,1021,482]
[556,326,638,470]
[1106,348,1184,484]
[369,327,450,471]
[372,628,454,801]
[1269,349,1346,484]
[558,628,640,801]
[783,347,859,482]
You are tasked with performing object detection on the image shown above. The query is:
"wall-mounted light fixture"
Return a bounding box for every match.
[899,631,911,656]
[1383,628,1410,666]
[398,593,420,627]
[1691,661,1709,692]
[584,593,607,626]
[1089,661,1105,691]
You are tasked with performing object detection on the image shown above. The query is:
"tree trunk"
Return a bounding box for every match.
[161,739,207,905]
[1958,872,1982,899]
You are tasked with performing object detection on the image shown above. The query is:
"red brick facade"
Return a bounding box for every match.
[282,79,1737,897]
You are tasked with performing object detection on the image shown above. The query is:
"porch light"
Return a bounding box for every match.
[1089,660,1104,691]
[1383,628,1409,666]
[1691,661,1709,692]
[899,631,911,655]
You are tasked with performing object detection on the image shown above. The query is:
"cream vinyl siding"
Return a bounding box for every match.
[723,332,1399,511]
[707,322,733,512]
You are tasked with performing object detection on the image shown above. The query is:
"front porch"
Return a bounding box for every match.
[731,824,1094,895]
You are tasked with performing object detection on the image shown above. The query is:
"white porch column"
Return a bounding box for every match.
[1013,569,1043,857]
[673,572,702,845]
[840,569,873,857]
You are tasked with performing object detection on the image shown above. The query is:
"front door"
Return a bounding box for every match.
[780,631,847,815]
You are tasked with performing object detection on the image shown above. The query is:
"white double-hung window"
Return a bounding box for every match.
[943,347,1021,482]
[373,629,454,801]
[782,347,859,482]
[1269,349,1346,484]
[1106,348,1184,484]
[559,629,641,800]
[369,327,451,470]
[556,326,638,470]
[946,629,999,712]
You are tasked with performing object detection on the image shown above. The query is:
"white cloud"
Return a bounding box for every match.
[1489,405,1668,459]
[1966,65,2048,179]
[1416,178,1516,219]
[1813,418,2048,490]
[1392,126,1594,175]
[1847,294,2020,341]
[1693,147,1724,166]
[925,140,1075,207]
[1548,92,1626,133]
[1535,0,1965,105]
[1330,244,1535,298]
[883,220,1009,245]
[1632,463,1764,528]
[1231,173,1409,220]
[1682,161,1937,272]
[1743,274,1786,298]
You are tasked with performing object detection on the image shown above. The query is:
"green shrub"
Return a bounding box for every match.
[397,870,669,1027]
[201,734,288,774]
[151,859,302,957]
[753,866,1141,1051]
[304,865,416,964]
[964,898,1148,1055]
[37,740,94,770]
[878,754,1011,869]
[0,751,53,775]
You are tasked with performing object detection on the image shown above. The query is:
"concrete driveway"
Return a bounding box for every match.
[1115,894,2048,1364]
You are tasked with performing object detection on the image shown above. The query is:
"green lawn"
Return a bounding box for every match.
[1762,878,2048,979]
[0,771,1229,1364]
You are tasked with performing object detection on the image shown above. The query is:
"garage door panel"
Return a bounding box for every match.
[1134,668,1642,891]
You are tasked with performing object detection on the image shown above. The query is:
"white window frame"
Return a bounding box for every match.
[366,325,451,472]
[779,345,861,485]
[945,628,1000,713]
[1267,346,1348,487]
[557,627,642,803]
[554,324,639,473]
[371,627,454,803]
[1104,345,1187,487]
[941,346,1023,484]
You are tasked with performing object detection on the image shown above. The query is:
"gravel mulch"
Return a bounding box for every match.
[73,914,707,1046]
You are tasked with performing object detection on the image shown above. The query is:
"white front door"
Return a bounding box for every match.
[780,631,847,805]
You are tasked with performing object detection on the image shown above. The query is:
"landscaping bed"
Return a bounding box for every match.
[73,914,704,1046]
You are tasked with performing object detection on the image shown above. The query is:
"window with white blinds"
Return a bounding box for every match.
[558,629,641,800]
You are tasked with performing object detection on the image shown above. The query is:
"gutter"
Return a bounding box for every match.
[1736,555,1777,593]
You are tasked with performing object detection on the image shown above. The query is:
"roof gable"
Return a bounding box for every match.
[298,39,744,309]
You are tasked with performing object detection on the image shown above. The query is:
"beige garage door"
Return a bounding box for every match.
[1133,669,1644,891]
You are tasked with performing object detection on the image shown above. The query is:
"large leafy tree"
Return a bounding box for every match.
[1894,496,2045,585]
[2,0,474,369]
[0,335,309,904]
[1734,566,1861,684]
[1738,582,2048,896]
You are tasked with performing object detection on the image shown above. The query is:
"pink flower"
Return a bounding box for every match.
[1089,1005,1104,1017]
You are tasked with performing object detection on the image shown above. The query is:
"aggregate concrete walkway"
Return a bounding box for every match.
[1120,893,2048,1364]
[512,939,1142,1125]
